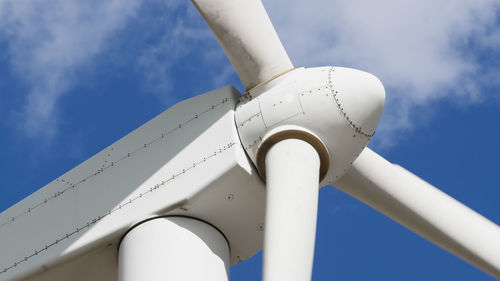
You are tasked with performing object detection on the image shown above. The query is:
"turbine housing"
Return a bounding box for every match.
[235,66,385,185]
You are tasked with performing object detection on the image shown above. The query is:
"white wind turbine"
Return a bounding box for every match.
[1,1,499,281]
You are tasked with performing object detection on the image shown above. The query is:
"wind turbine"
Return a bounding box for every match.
[0,1,499,281]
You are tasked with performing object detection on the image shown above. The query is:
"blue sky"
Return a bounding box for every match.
[0,0,499,280]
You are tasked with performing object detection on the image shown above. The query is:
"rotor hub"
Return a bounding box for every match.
[235,66,385,184]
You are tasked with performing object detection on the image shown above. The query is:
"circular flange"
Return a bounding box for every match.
[256,129,330,182]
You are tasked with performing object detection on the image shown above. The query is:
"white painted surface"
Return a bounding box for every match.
[119,217,229,281]
[335,148,500,279]
[236,66,385,184]
[263,139,320,281]
[328,67,385,137]
[0,86,266,281]
[191,0,293,90]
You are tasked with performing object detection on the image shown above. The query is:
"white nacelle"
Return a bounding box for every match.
[0,66,385,281]
[235,66,385,185]
[0,86,266,281]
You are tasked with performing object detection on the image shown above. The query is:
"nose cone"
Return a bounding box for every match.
[328,67,385,137]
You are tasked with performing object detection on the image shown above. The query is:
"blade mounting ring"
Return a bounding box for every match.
[256,129,329,182]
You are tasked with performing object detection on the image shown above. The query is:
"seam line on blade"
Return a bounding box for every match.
[240,67,297,101]
[0,141,237,275]
[0,98,233,230]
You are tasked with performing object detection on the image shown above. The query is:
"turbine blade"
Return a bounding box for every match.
[263,139,320,281]
[335,148,500,279]
[191,0,293,90]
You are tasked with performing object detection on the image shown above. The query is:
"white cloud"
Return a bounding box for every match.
[264,0,499,147]
[0,0,141,137]
[135,1,219,102]
[1,0,497,145]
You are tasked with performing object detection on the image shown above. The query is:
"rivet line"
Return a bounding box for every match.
[237,112,262,128]
[244,135,264,150]
[328,67,374,138]
[0,98,232,229]
[298,85,330,96]
[0,141,237,275]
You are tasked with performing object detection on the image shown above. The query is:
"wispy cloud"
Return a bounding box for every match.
[1,0,497,145]
[265,0,499,147]
[0,0,141,137]
[134,0,219,103]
